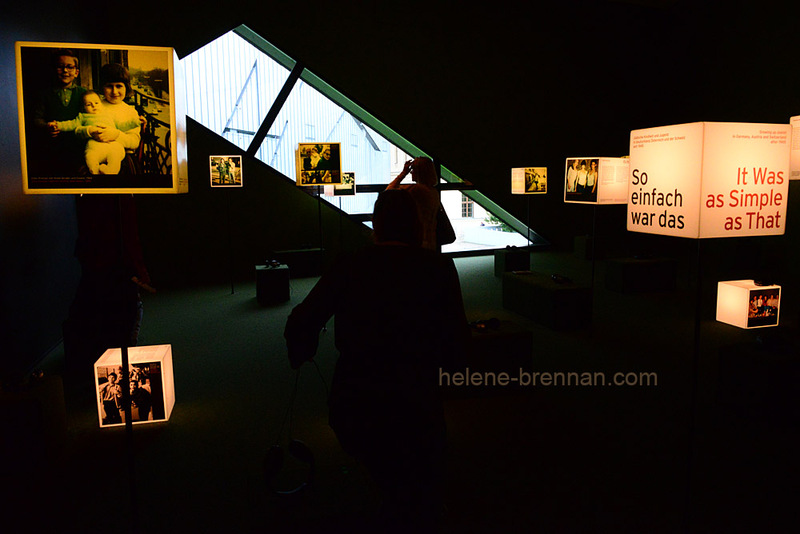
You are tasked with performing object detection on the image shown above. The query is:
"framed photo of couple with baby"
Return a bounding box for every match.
[15,41,188,194]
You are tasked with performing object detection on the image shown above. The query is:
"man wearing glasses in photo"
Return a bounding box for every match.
[30,49,88,176]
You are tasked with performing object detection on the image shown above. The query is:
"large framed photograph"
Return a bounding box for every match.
[16,41,187,194]
[210,155,242,187]
[295,142,341,186]
[94,345,176,428]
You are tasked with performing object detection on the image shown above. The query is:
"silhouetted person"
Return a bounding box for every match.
[387,156,455,250]
[285,188,469,531]
[62,195,150,386]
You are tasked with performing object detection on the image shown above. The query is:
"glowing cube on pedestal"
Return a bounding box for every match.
[94,344,175,428]
[628,122,791,238]
[511,167,547,194]
[716,280,781,329]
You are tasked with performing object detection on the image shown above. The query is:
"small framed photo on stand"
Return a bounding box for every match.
[210,155,243,187]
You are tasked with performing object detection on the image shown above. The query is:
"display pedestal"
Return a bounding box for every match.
[256,264,290,305]
[274,248,325,278]
[0,375,66,473]
[573,235,596,260]
[717,340,800,422]
[605,257,677,293]
[441,320,533,397]
[467,320,533,372]
[494,247,530,277]
[502,272,592,329]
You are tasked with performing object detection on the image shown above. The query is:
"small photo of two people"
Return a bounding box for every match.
[210,155,242,187]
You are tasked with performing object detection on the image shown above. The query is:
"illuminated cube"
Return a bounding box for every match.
[94,344,175,428]
[511,167,547,194]
[716,280,781,329]
[628,122,791,238]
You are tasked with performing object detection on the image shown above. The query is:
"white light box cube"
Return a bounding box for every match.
[511,167,547,194]
[628,122,791,238]
[94,344,175,428]
[716,280,781,329]
[564,157,629,205]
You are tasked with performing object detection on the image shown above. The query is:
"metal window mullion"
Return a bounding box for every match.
[247,62,304,157]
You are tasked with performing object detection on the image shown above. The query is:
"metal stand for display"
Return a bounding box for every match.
[683,240,702,532]
[116,195,139,534]
[526,196,532,247]
[590,205,598,289]
[316,188,324,274]
[227,193,235,295]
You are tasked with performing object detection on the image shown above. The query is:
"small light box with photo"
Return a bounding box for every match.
[16,41,188,194]
[511,167,547,194]
[94,344,175,428]
[295,142,342,186]
[324,171,355,196]
[564,157,629,205]
[716,280,781,329]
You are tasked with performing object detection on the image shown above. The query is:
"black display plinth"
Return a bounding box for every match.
[467,320,533,372]
[502,272,592,329]
[273,248,324,278]
[256,264,290,305]
[494,247,530,277]
[0,375,67,474]
[604,257,677,293]
[717,340,800,422]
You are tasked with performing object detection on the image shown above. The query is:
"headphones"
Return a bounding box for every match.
[264,364,326,497]
[263,438,315,497]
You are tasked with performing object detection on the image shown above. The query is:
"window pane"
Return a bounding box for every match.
[254,74,411,215]
[183,31,290,152]
[441,190,530,253]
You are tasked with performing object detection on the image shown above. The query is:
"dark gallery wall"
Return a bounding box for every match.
[2,0,800,381]
[135,120,373,289]
[0,13,86,383]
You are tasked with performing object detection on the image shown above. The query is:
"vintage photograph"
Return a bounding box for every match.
[564,158,599,203]
[747,287,780,328]
[16,42,185,194]
[96,362,167,427]
[524,167,546,193]
[296,142,342,186]
[210,155,242,187]
[511,167,547,195]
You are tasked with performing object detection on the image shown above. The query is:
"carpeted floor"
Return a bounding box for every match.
[5,252,799,533]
